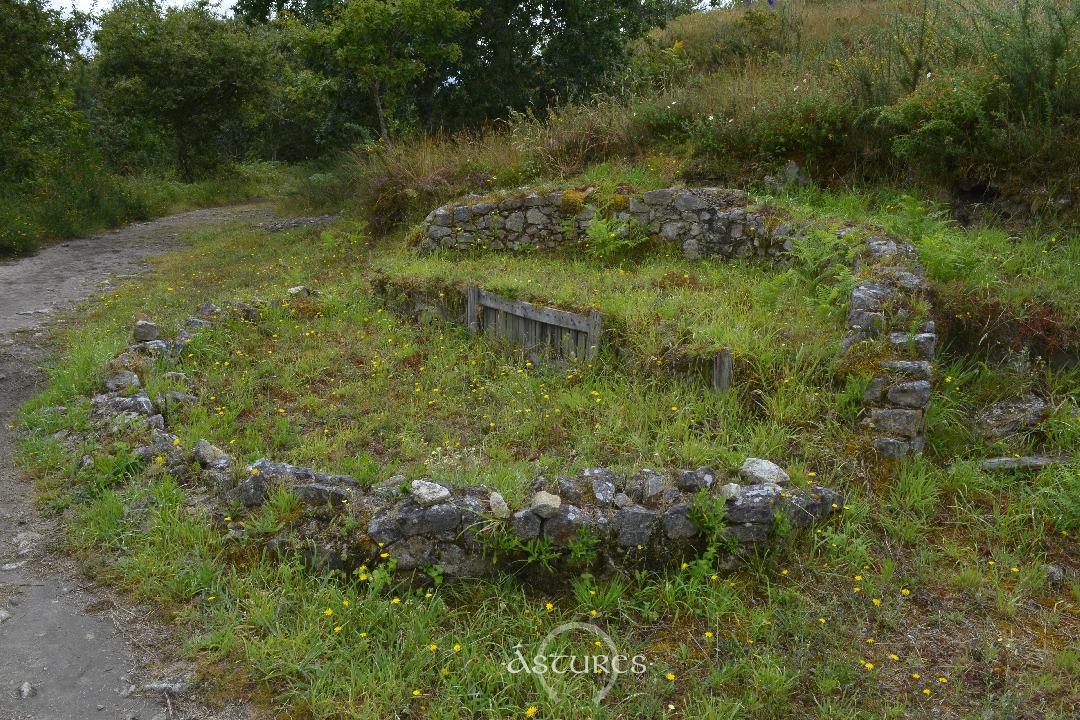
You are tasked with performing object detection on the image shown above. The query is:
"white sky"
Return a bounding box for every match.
[49,0,235,15]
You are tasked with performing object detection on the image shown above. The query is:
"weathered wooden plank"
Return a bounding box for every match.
[712,348,733,392]
[477,290,595,333]
[466,286,480,335]
[585,310,603,361]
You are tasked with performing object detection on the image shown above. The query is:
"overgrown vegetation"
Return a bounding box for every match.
[287,0,1079,233]
[16,184,1080,718]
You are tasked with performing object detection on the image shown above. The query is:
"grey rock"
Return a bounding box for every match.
[184,316,213,330]
[133,340,169,356]
[873,435,925,457]
[411,479,451,507]
[432,208,453,226]
[863,377,885,403]
[979,455,1071,472]
[542,504,590,544]
[511,509,541,540]
[674,192,709,212]
[488,491,511,519]
[428,224,452,240]
[104,371,140,392]
[661,503,698,540]
[974,395,1050,440]
[726,484,784,525]
[19,681,36,698]
[0,609,10,623]
[294,483,351,507]
[613,492,632,508]
[676,467,715,491]
[847,310,886,333]
[230,475,267,507]
[881,360,932,380]
[628,469,665,503]
[866,237,898,258]
[287,285,313,297]
[557,476,582,504]
[642,189,673,205]
[739,458,789,486]
[850,283,895,312]
[93,391,154,417]
[505,212,525,232]
[194,439,229,469]
[530,491,561,519]
[716,482,743,500]
[589,474,616,505]
[888,332,936,360]
[166,391,198,405]
[133,320,160,342]
[869,408,923,438]
[401,502,462,539]
[525,208,546,225]
[887,380,932,408]
[142,678,190,695]
[437,545,487,577]
[782,159,809,186]
[367,508,402,545]
[390,536,436,570]
[614,505,656,547]
[724,523,770,545]
[453,206,473,222]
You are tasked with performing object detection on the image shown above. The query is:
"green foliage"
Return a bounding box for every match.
[877,68,1007,177]
[91,1,269,177]
[327,0,470,146]
[584,215,649,260]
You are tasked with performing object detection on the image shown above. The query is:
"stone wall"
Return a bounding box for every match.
[842,235,935,456]
[421,187,798,261]
[85,303,843,580]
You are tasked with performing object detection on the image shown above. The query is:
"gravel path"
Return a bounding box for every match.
[0,205,271,720]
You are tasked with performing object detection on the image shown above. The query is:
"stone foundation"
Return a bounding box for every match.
[85,302,844,580]
[843,235,936,456]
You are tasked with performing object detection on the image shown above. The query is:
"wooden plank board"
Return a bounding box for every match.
[712,348,733,392]
[466,286,479,335]
[477,290,595,333]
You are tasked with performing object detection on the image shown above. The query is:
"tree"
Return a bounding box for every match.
[435,0,697,127]
[329,0,471,147]
[0,0,86,175]
[92,0,269,176]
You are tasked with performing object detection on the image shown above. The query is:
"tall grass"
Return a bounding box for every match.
[288,0,1080,235]
[0,162,288,256]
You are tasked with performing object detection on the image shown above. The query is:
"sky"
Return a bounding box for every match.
[49,0,235,14]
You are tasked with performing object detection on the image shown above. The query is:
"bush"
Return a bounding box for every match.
[876,68,1007,177]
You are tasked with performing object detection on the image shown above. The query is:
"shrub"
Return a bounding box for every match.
[584,216,649,261]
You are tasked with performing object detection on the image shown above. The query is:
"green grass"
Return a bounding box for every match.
[0,161,289,256]
[16,187,1080,719]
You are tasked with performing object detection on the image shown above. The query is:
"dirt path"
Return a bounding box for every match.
[0,205,272,720]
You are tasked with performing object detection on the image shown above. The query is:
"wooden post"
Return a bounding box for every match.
[586,310,603,362]
[466,285,479,335]
[712,348,733,392]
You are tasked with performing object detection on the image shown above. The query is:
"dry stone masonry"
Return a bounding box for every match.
[421,187,799,261]
[843,234,936,457]
[80,303,844,580]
